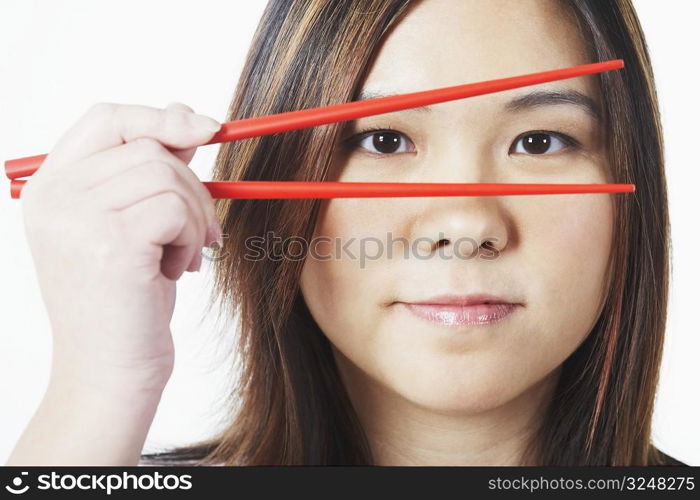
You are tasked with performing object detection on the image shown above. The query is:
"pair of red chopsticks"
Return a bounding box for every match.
[5,59,634,199]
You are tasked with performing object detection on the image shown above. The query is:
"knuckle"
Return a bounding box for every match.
[164,109,195,135]
[133,137,169,160]
[166,101,194,113]
[150,160,180,186]
[159,191,189,220]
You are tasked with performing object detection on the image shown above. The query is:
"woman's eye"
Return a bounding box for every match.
[510,131,577,155]
[343,129,577,156]
[348,130,415,155]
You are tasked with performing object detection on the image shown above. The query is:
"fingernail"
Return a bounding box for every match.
[208,219,224,248]
[189,113,221,133]
[188,252,203,273]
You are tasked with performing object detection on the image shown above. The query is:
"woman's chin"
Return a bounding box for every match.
[387,375,522,416]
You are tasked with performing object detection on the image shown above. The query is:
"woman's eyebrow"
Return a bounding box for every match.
[356,90,431,113]
[355,88,600,120]
[504,89,601,121]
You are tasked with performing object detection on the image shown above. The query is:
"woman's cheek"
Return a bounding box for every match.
[300,197,394,342]
[518,193,614,344]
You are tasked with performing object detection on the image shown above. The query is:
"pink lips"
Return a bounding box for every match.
[397,294,519,326]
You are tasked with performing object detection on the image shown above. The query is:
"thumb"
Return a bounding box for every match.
[163,102,201,165]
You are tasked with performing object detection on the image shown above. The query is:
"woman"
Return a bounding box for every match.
[7,0,688,465]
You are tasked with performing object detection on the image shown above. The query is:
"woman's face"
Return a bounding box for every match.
[300,0,613,414]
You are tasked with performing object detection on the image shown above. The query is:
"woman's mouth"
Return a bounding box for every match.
[396,294,520,326]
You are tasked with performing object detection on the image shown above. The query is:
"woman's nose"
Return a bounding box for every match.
[407,195,511,259]
[406,141,512,258]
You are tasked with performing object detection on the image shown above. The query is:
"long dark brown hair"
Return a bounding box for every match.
[143,0,680,465]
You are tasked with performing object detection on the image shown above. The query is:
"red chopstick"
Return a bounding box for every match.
[6,59,632,199]
[10,179,634,199]
[6,59,622,180]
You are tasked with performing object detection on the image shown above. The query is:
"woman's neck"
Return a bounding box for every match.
[334,349,559,466]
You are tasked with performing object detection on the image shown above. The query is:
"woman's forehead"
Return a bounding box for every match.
[361,0,597,100]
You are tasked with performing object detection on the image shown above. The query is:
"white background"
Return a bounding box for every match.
[0,1,698,465]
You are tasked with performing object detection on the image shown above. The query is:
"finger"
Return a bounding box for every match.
[43,102,221,174]
[72,138,217,245]
[84,160,208,269]
[163,102,198,165]
[168,146,198,165]
[62,137,184,189]
[165,101,195,114]
[119,192,202,280]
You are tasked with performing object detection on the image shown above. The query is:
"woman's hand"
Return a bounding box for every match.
[7,102,223,465]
